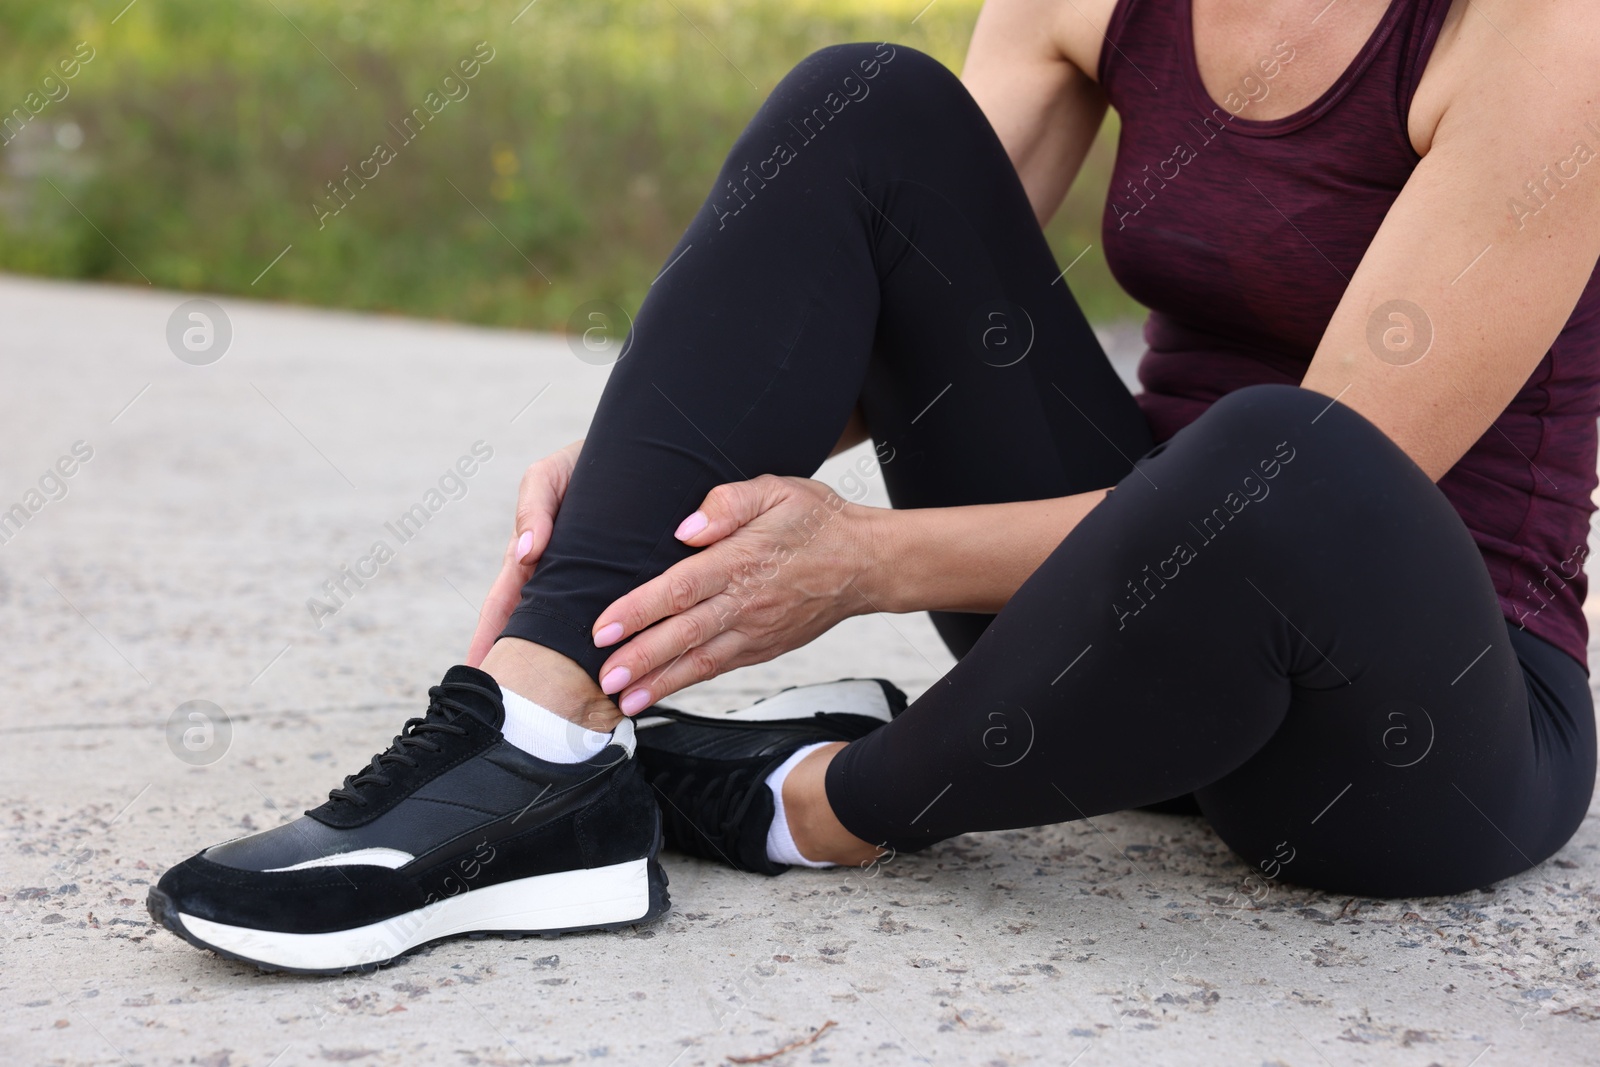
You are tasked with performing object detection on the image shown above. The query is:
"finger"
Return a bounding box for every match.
[513,462,570,566]
[465,534,534,666]
[593,546,751,649]
[673,474,790,547]
[596,595,743,695]
[617,629,750,714]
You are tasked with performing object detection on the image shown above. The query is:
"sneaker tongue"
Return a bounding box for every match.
[436,665,505,728]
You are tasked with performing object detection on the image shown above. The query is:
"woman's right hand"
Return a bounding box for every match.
[465,439,583,667]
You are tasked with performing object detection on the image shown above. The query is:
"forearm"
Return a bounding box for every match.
[860,488,1109,614]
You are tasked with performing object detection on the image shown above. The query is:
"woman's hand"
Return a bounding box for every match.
[465,439,583,667]
[591,474,880,714]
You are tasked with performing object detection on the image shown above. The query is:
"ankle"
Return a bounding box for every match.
[480,637,620,733]
[782,742,882,867]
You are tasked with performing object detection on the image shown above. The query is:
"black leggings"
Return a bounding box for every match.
[504,43,1595,897]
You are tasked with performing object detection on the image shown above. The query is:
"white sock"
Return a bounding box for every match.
[764,743,835,869]
[498,686,612,764]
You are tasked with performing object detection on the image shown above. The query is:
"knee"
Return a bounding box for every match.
[1167,384,1443,544]
[790,41,934,85]
[1200,383,1335,433]
[1190,384,1415,485]
[777,42,963,122]
[722,44,984,186]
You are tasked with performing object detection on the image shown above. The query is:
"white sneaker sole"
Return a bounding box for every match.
[636,678,898,728]
[168,858,656,974]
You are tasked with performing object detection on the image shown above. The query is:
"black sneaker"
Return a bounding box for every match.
[148,666,669,974]
[636,678,906,875]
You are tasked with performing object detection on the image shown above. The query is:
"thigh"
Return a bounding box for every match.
[856,202,1149,514]
[836,66,1153,652]
[844,69,1152,508]
[854,174,1151,657]
[1204,620,1596,898]
[829,385,1590,896]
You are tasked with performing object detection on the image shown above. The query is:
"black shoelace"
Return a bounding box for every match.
[325,682,496,807]
[650,761,771,870]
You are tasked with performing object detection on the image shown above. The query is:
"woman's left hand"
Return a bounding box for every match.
[590,474,880,714]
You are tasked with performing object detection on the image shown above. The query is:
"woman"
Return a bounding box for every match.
[152,0,1599,974]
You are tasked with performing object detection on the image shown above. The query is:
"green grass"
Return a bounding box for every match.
[0,0,1141,328]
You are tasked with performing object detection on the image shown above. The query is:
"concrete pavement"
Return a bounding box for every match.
[2,273,1596,1066]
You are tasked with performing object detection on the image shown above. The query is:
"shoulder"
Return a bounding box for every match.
[970,0,1124,81]
[1412,0,1600,156]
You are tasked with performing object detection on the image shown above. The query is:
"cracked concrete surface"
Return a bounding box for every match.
[1,274,1596,1066]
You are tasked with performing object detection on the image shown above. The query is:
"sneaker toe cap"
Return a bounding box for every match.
[153,853,420,934]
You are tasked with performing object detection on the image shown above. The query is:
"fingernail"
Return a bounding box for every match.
[620,689,651,715]
[515,530,534,560]
[594,622,624,647]
[600,666,631,694]
[674,511,708,540]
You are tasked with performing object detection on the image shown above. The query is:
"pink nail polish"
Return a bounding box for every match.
[600,666,631,694]
[620,689,651,715]
[594,622,624,646]
[515,530,534,560]
[674,511,708,540]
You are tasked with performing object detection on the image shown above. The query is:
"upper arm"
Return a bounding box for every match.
[1301,0,1600,480]
[962,0,1118,225]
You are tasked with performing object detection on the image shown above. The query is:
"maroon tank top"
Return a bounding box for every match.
[1098,0,1600,668]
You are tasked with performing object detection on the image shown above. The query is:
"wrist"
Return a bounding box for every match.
[852,504,912,615]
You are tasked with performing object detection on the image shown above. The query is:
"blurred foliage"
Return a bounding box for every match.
[0,0,1141,328]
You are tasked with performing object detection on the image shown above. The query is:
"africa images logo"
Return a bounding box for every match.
[1112,441,1297,630]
